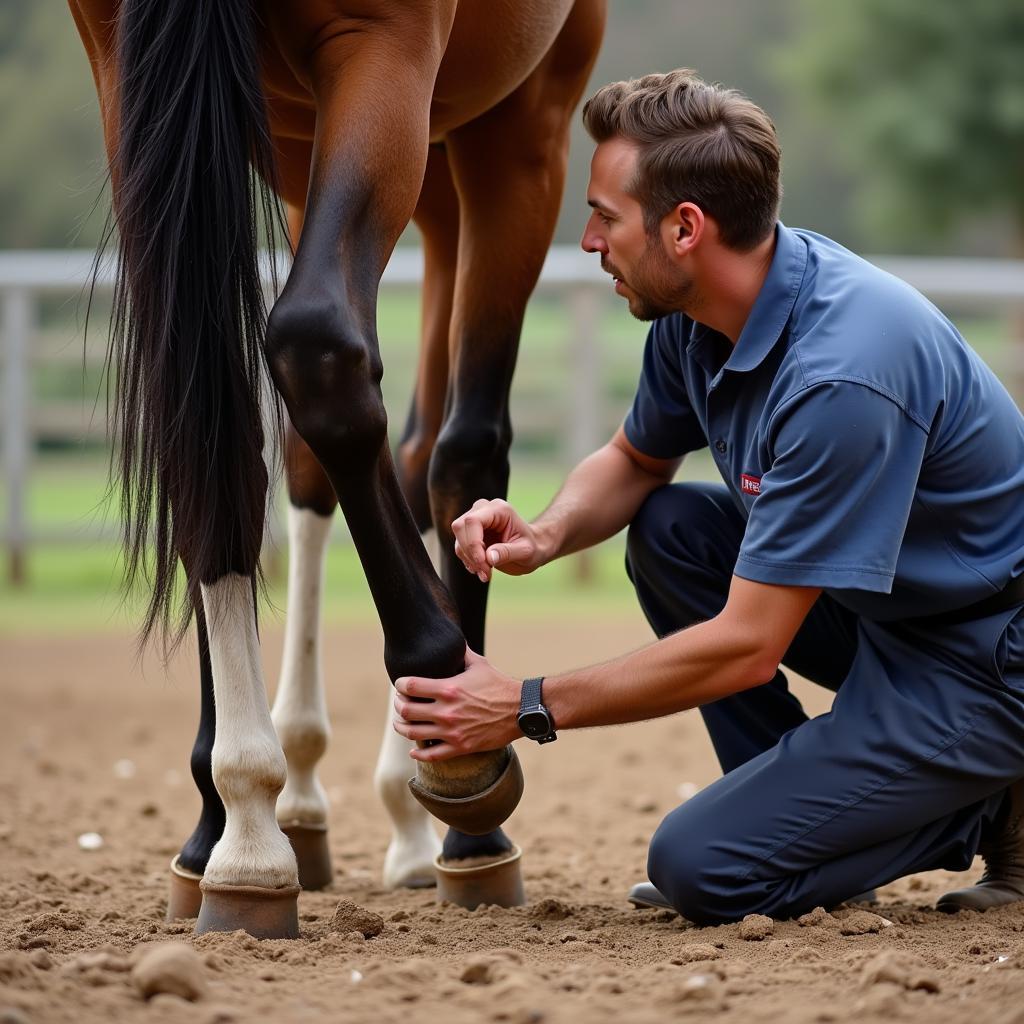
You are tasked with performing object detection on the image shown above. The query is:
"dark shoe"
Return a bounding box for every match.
[627,881,675,913]
[627,880,876,914]
[937,778,1024,912]
[847,889,878,905]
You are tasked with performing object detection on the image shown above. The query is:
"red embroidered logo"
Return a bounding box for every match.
[740,474,761,496]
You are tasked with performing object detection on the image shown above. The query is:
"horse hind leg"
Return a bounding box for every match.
[195,574,300,939]
[166,600,224,920]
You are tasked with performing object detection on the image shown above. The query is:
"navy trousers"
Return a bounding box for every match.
[626,482,1024,924]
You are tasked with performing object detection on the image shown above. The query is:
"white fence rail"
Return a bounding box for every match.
[3,247,1024,585]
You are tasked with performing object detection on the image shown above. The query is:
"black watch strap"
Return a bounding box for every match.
[520,676,545,715]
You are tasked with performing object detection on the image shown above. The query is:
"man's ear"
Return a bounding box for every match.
[666,202,704,257]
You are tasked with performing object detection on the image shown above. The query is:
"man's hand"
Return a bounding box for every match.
[393,648,522,762]
[452,498,546,582]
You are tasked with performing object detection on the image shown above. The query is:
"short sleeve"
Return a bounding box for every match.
[735,382,928,592]
[623,318,707,460]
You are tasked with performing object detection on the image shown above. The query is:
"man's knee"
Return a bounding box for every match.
[626,483,716,581]
[646,804,771,925]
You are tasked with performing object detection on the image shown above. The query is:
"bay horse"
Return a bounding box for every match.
[68,0,606,938]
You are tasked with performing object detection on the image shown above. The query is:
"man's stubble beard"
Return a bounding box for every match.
[626,236,700,322]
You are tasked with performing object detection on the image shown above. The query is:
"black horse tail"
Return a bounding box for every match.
[101,0,284,648]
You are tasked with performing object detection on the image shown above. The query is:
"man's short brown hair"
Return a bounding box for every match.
[582,69,782,251]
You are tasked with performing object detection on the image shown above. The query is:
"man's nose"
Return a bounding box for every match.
[580,224,606,254]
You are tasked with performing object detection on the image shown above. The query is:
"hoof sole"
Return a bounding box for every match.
[408,747,524,835]
[196,881,301,939]
[281,823,332,891]
[166,855,203,921]
[434,845,525,909]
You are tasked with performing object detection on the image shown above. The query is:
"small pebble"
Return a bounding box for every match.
[77,833,104,851]
[131,942,207,1001]
[28,950,52,970]
[329,901,384,938]
[113,759,137,779]
[797,907,832,927]
[840,910,886,936]
[738,914,774,941]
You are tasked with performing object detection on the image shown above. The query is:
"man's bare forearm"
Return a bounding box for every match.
[533,431,678,564]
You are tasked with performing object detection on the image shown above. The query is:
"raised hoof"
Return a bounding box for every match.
[195,881,301,939]
[281,823,332,891]
[435,845,525,909]
[408,747,524,836]
[166,855,203,921]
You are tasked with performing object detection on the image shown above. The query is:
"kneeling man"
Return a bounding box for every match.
[393,69,1024,924]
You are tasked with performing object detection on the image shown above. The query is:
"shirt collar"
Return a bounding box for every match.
[723,223,808,374]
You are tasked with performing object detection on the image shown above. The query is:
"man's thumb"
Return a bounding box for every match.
[487,542,528,566]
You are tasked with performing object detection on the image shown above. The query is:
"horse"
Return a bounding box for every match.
[68,0,606,938]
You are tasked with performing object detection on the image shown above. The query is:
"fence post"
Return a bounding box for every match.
[566,286,602,583]
[3,287,32,585]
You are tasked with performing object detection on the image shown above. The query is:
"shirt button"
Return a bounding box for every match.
[714,438,728,454]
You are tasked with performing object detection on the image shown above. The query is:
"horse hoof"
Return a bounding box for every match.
[166,855,203,921]
[407,747,524,835]
[195,881,301,939]
[434,845,525,909]
[281,823,332,891]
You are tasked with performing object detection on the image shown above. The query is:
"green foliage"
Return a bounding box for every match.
[0,0,108,248]
[774,0,1024,249]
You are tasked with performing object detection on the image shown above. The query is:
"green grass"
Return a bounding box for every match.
[4,289,1018,635]
[0,455,710,633]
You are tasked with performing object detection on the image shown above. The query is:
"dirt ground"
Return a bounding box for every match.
[2,617,1024,1024]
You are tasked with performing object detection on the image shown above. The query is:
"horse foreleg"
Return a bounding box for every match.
[265,20,519,837]
[270,455,334,890]
[422,14,601,904]
[196,574,300,938]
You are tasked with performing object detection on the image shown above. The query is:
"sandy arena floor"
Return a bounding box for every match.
[2,617,1024,1023]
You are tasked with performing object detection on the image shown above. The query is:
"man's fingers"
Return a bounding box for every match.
[393,718,447,742]
[409,740,460,763]
[395,675,445,701]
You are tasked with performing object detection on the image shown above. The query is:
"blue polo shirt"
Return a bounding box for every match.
[624,224,1024,621]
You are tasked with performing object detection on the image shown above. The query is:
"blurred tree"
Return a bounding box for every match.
[0,0,107,248]
[774,0,1024,254]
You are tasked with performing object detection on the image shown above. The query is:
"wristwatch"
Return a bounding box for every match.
[518,676,557,744]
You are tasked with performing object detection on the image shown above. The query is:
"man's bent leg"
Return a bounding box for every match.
[626,483,858,772]
[647,615,1024,923]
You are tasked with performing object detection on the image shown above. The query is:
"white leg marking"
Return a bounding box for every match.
[375,528,441,888]
[201,574,298,889]
[271,506,333,828]
[376,689,442,888]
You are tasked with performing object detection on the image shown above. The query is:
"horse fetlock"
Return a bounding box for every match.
[383,614,466,684]
[211,739,288,807]
[272,711,330,772]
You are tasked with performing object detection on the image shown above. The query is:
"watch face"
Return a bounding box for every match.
[519,709,552,738]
